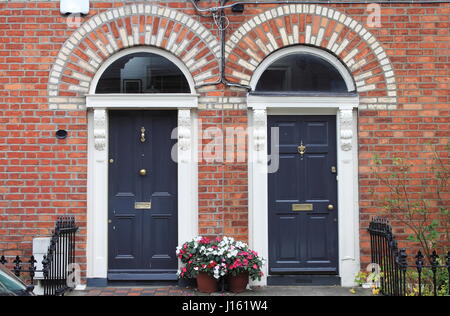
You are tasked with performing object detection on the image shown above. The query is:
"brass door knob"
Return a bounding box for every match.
[328,204,334,211]
[139,169,147,176]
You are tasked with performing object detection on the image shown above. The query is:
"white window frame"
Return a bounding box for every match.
[85,47,198,283]
[252,45,356,93]
[248,46,360,287]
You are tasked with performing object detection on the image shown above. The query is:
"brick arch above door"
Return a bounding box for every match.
[225,4,397,110]
[47,4,220,110]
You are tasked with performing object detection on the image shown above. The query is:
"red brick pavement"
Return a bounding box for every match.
[73,286,196,296]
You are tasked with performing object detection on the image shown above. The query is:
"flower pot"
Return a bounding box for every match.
[196,272,218,293]
[228,272,249,293]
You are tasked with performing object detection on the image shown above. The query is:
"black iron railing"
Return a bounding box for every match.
[368,217,450,296]
[42,217,79,296]
[0,255,37,282]
[1,217,79,296]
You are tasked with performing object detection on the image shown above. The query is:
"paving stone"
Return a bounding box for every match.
[69,286,372,297]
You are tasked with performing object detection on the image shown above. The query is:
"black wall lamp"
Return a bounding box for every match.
[231,3,245,13]
[60,0,89,16]
[56,129,68,140]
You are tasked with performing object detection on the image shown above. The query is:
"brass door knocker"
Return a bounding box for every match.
[298,141,306,157]
[140,127,146,143]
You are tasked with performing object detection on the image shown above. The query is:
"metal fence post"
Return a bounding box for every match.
[415,250,424,296]
[430,251,439,297]
[368,217,448,297]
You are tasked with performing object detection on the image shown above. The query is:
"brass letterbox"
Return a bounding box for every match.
[135,202,152,210]
[292,204,313,211]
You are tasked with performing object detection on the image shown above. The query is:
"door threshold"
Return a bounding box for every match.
[87,277,180,288]
[107,273,178,281]
[107,280,179,287]
[267,275,341,286]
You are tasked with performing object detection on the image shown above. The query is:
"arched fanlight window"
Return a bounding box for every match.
[255,53,349,93]
[96,52,190,94]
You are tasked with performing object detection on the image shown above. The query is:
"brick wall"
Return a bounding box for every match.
[0,1,448,277]
[0,1,92,272]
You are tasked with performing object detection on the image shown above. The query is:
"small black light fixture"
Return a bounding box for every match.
[60,0,90,15]
[231,3,245,13]
[56,129,68,140]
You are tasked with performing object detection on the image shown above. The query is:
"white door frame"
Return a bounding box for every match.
[85,47,199,284]
[248,46,360,287]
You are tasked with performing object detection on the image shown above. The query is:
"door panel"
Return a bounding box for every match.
[149,214,174,264]
[108,110,178,279]
[110,112,141,201]
[307,215,330,262]
[277,215,300,262]
[305,155,328,200]
[268,115,338,274]
[276,154,299,201]
[115,214,139,259]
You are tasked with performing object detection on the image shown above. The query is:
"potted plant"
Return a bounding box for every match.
[177,236,265,294]
[224,239,265,293]
[354,269,383,295]
[354,271,371,289]
[177,237,228,293]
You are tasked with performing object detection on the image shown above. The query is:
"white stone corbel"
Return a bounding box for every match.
[178,109,191,151]
[178,109,191,163]
[339,107,353,151]
[93,108,107,151]
[253,109,267,163]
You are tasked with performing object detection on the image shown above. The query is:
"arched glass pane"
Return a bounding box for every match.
[255,54,348,93]
[96,52,190,94]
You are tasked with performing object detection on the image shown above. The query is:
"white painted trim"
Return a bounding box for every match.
[87,107,199,280]
[86,48,199,281]
[86,94,199,109]
[249,46,356,93]
[87,109,109,279]
[248,108,269,286]
[248,99,360,287]
[248,95,359,110]
[248,46,360,287]
[177,109,199,248]
[89,46,197,95]
[268,108,338,116]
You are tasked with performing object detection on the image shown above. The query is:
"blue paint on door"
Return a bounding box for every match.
[108,110,178,280]
[268,115,338,275]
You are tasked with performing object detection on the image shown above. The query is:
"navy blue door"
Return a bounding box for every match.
[268,115,338,274]
[108,110,178,280]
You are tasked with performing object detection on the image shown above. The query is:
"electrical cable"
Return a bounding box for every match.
[188,0,450,13]
[192,0,251,90]
[188,0,450,89]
